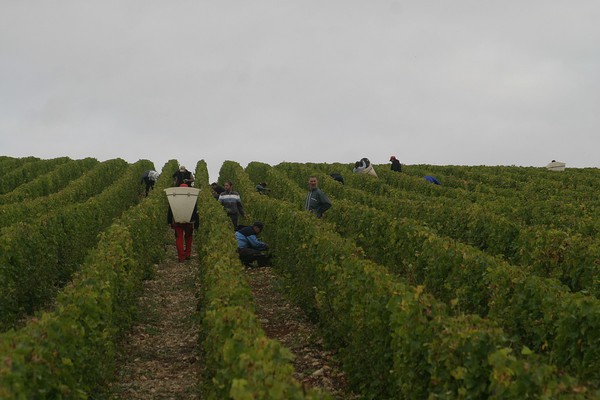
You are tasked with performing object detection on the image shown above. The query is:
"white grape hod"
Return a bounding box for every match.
[546,161,566,172]
[362,163,378,177]
[164,187,200,223]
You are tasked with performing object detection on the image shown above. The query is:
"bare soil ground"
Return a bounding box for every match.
[243,266,359,400]
[106,241,200,399]
[107,235,357,399]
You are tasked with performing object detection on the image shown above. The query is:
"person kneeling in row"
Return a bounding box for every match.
[235,221,271,267]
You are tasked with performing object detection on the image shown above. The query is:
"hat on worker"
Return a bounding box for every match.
[253,221,264,230]
[390,156,397,161]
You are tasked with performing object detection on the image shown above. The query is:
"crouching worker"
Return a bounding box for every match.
[235,221,271,268]
[167,184,200,262]
[141,170,160,196]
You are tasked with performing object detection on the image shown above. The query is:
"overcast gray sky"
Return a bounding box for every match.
[1,1,599,180]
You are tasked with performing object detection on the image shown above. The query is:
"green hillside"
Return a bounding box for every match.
[0,156,598,399]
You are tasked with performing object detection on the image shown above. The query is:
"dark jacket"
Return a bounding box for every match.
[172,170,194,186]
[391,159,402,172]
[256,183,270,195]
[304,188,332,218]
[330,173,344,185]
[211,183,225,200]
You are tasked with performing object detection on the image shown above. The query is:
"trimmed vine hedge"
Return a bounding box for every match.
[227,160,596,398]
[0,158,128,228]
[0,159,151,331]
[0,160,171,398]
[0,157,99,206]
[0,157,71,195]
[194,160,329,400]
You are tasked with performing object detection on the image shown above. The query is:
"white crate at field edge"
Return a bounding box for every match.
[164,187,200,223]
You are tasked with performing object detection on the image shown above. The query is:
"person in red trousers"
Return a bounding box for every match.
[167,184,200,262]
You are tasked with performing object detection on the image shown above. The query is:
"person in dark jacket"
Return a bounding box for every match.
[210,182,225,200]
[255,182,270,195]
[218,181,246,228]
[390,156,402,172]
[330,173,344,185]
[305,176,332,218]
[141,170,160,196]
[172,165,194,187]
[235,221,271,267]
[167,183,200,262]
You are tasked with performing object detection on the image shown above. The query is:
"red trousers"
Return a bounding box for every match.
[173,223,194,261]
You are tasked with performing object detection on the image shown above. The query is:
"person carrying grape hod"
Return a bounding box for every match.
[167,183,199,262]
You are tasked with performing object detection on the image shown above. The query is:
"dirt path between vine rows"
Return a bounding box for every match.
[106,238,357,399]
[243,266,359,400]
[107,241,200,399]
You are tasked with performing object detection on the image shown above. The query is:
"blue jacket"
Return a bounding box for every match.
[235,226,268,250]
[424,175,441,185]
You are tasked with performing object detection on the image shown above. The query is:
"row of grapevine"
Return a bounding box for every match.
[0,157,72,195]
[377,164,600,234]
[374,165,600,296]
[324,163,600,240]
[1,155,596,398]
[223,161,594,399]
[0,158,126,228]
[0,157,99,206]
[0,156,41,176]
[313,160,600,235]
[403,163,600,195]
[0,160,171,398]
[1,156,332,398]
[260,162,600,381]
[0,159,152,331]
[275,162,600,298]
[194,160,330,399]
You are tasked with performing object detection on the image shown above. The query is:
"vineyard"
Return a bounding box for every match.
[0,155,599,399]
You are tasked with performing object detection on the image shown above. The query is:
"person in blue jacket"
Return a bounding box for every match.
[235,221,271,267]
[424,175,441,185]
